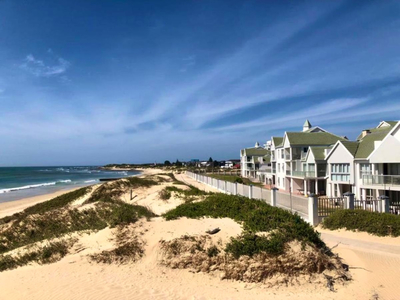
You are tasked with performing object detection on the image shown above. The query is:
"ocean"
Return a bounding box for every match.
[0,166,140,203]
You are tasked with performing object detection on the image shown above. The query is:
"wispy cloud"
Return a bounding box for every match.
[20,53,70,78]
[180,55,196,73]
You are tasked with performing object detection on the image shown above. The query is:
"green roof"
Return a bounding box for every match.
[272,137,283,147]
[341,141,359,157]
[383,121,398,127]
[309,147,330,160]
[243,148,270,156]
[356,121,398,140]
[355,127,392,159]
[263,153,271,163]
[286,132,346,146]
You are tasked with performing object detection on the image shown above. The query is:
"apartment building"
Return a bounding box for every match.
[269,120,346,194]
[240,142,270,178]
[326,121,400,202]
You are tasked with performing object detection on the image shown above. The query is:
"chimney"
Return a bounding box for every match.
[361,130,371,138]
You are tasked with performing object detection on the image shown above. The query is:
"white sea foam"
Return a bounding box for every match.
[0,182,57,194]
[84,180,97,183]
[58,180,72,183]
[0,179,72,194]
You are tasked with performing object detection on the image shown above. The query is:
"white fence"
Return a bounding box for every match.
[186,171,316,225]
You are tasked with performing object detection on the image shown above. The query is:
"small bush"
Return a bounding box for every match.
[323,209,400,237]
[225,233,286,258]
[159,189,172,200]
[235,178,244,184]
[206,245,220,257]
[90,240,144,264]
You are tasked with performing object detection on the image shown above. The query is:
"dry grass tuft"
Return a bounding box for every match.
[159,235,350,288]
[89,226,145,264]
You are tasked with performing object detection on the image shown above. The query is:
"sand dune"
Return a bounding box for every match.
[1,171,400,300]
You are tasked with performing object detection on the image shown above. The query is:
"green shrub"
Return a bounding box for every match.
[159,189,172,200]
[235,177,244,184]
[225,232,286,258]
[323,209,400,237]
[164,193,325,250]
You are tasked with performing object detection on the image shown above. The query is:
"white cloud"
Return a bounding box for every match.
[20,53,70,78]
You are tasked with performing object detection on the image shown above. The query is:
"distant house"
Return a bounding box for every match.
[240,142,270,178]
[222,159,240,169]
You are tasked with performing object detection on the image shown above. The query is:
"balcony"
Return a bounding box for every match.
[286,170,291,175]
[362,175,400,187]
[285,154,291,160]
[291,171,316,178]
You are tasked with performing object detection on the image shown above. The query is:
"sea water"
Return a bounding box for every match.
[0,166,140,203]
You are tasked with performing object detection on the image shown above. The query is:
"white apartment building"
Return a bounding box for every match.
[239,120,400,206]
[267,120,346,194]
[240,142,270,178]
[326,121,400,202]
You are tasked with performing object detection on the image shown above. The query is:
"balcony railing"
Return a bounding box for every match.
[362,175,400,186]
[291,171,316,178]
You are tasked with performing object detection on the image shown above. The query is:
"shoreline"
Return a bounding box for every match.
[0,169,164,219]
[0,186,82,219]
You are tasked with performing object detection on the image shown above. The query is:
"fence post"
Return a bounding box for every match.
[224,180,227,193]
[379,195,390,213]
[308,194,319,226]
[249,185,253,199]
[343,192,355,210]
[271,187,278,206]
[234,182,238,195]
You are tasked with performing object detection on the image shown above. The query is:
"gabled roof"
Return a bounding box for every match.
[272,137,283,147]
[286,132,346,146]
[357,121,399,140]
[355,126,392,159]
[304,126,327,133]
[309,147,331,161]
[377,120,398,128]
[243,148,270,157]
[341,141,359,157]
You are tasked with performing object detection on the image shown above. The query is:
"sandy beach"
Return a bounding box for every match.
[0,171,399,300]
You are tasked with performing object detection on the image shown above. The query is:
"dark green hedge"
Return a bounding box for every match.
[323,209,400,237]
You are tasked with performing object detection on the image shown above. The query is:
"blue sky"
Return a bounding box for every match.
[1,1,400,166]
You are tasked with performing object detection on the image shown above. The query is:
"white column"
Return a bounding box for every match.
[304,179,307,195]
[315,180,318,195]
[271,187,278,206]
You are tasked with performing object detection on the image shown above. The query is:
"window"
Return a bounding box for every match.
[360,163,371,178]
[331,163,350,182]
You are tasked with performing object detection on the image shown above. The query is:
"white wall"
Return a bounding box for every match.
[369,126,400,163]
